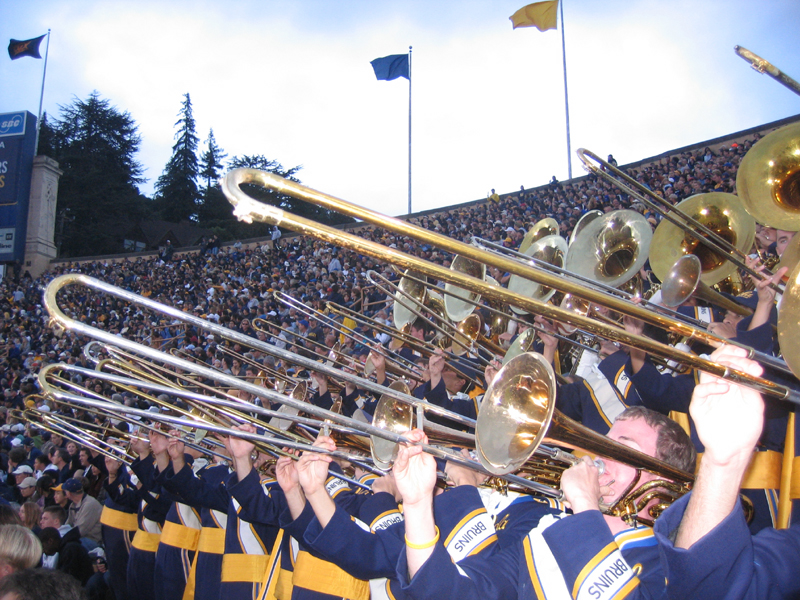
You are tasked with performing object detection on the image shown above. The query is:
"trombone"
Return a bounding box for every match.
[40,362,385,480]
[221,168,800,404]
[270,291,423,381]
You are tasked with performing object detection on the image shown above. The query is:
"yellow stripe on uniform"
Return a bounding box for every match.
[100,506,139,532]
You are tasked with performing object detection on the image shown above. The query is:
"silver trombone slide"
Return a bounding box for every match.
[50,386,567,501]
[44,273,476,430]
[46,388,376,491]
[41,363,387,476]
[44,362,575,474]
[32,412,133,466]
[43,392,232,463]
[273,291,423,376]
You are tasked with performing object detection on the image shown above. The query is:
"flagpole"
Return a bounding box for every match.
[559,2,572,179]
[33,29,51,157]
[408,45,412,215]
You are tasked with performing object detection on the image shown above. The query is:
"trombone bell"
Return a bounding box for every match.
[476,352,557,474]
[737,122,800,231]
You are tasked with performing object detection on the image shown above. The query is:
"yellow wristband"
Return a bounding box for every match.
[404,526,440,550]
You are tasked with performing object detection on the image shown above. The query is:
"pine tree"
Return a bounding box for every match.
[199,129,227,191]
[48,91,148,257]
[154,93,200,222]
[196,129,230,224]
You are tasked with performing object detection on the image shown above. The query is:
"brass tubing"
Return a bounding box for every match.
[577,149,782,294]
[221,169,800,405]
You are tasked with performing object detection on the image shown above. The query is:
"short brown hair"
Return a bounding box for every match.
[615,406,696,473]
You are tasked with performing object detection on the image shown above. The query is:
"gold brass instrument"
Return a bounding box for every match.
[39,361,385,477]
[648,192,755,287]
[221,168,800,402]
[477,352,692,525]
[577,150,783,294]
[473,235,710,331]
[271,289,424,383]
[660,255,752,317]
[566,209,652,288]
[19,407,135,465]
[736,121,800,231]
[519,218,559,254]
[508,234,568,313]
[44,274,479,438]
[734,46,800,99]
[393,270,446,330]
[443,255,486,322]
[568,210,602,246]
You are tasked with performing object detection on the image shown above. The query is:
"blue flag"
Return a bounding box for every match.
[8,34,46,60]
[370,54,409,81]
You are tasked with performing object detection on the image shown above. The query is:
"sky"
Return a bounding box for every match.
[2,0,799,219]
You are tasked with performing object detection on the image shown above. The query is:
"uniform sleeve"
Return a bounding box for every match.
[543,510,664,600]
[395,540,518,600]
[167,463,230,513]
[303,503,405,580]
[226,468,286,526]
[556,381,587,424]
[655,494,800,600]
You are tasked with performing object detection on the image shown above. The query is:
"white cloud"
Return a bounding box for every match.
[1,0,798,220]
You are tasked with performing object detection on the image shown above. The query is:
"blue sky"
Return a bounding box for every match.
[2,0,799,217]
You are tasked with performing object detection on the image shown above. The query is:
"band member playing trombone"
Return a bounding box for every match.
[394,405,695,600]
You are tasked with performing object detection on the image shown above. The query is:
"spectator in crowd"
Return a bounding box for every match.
[0,567,87,600]
[0,525,42,580]
[63,479,103,547]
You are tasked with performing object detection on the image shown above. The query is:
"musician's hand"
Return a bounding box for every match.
[707,319,738,340]
[296,435,334,499]
[167,429,185,462]
[393,429,436,508]
[104,457,122,477]
[534,316,558,350]
[691,345,764,467]
[228,423,256,461]
[130,436,150,458]
[445,449,488,488]
[754,263,787,306]
[484,359,502,388]
[371,473,401,501]
[560,456,608,513]
[275,453,300,496]
[369,347,386,373]
[148,429,169,456]
[428,350,445,379]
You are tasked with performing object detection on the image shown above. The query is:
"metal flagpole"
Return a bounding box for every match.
[408,45,412,214]
[559,2,572,179]
[33,29,51,157]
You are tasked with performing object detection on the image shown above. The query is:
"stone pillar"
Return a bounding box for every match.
[23,155,62,278]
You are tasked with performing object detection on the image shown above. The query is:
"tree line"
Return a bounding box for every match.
[38,91,353,258]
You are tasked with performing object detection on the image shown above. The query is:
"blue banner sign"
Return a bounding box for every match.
[0,111,36,262]
[0,112,26,138]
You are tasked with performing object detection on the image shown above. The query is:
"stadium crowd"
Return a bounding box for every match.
[1,125,798,600]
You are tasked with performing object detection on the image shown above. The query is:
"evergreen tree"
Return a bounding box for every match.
[199,129,227,191]
[196,129,229,224]
[48,91,148,257]
[154,93,200,222]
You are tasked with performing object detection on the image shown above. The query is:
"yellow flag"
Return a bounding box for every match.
[510,0,559,31]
